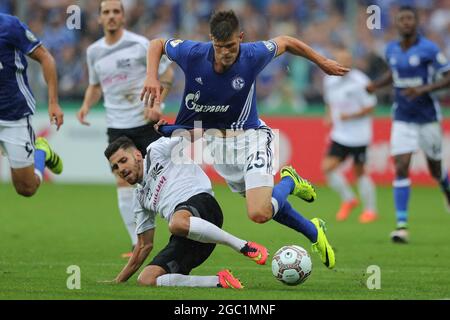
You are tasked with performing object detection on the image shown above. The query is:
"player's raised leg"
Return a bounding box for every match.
[170,209,268,265]
[271,166,335,269]
[245,167,335,269]
[4,131,62,197]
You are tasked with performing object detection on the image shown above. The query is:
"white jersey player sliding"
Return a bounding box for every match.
[104,136,268,288]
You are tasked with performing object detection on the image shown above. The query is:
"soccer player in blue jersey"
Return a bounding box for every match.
[141,10,350,269]
[367,6,450,243]
[0,13,64,197]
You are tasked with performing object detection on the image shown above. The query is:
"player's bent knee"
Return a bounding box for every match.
[248,209,272,224]
[168,219,188,236]
[14,183,37,197]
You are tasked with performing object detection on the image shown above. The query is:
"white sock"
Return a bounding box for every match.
[327,170,355,202]
[34,169,42,183]
[156,274,219,287]
[187,217,247,252]
[358,175,377,212]
[117,187,138,246]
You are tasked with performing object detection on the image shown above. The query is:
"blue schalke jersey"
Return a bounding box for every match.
[0,13,41,121]
[385,35,450,123]
[164,38,278,130]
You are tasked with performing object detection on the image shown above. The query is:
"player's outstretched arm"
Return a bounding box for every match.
[272,36,350,76]
[366,70,393,93]
[115,229,155,283]
[141,38,166,107]
[29,45,64,130]
[77,84,102,126]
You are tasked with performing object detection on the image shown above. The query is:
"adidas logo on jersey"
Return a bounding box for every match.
[150,163,164,180]
[195,77,203,85]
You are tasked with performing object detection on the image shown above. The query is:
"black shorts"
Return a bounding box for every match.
[107,123,160,156]
[327,140,368,165]
[149,193,224,275]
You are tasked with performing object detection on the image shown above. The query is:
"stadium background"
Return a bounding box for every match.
[0,0,449,185]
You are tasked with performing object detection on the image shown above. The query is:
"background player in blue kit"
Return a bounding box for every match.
[0,13,64,197]
[367,6,450,243]
[141,10,350,269]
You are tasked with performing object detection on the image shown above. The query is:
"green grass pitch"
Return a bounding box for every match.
[1,183,450,300]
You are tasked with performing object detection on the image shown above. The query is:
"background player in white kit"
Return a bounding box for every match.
[76,0,173,257]
[104,136,268,288]
[322,48,378,224]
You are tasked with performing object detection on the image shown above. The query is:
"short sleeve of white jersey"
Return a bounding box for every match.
[86,46,99,85]
[134,193,156,234]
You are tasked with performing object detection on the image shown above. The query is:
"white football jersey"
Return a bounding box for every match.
[323,69,377,147]
[134,137,214,234]
[86,30,171,129]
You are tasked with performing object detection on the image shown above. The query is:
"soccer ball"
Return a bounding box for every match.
[271,245,312,286]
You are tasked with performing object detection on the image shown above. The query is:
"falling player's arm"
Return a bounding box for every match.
[272,36,349,76]
[28,45,64,130]
[115,228,155,283]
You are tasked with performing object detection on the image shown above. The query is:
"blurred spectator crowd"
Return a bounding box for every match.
[1,0,450,113]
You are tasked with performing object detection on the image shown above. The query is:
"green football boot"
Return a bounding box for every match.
[311,218,335,269]
[280,165,316,202]
[35,137,63,174]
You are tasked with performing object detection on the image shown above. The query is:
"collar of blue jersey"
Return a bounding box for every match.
[397,34,421,48]
[207,42,242,64]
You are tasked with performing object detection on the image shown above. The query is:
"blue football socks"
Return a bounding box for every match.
[34,149,46,177]
[393,178,411,229]
[272,177,318,242]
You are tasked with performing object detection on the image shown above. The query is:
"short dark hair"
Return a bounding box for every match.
[209,10,240,41]
[398,5,418,19]
[99,0,125,14]
[104,136,136,160]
